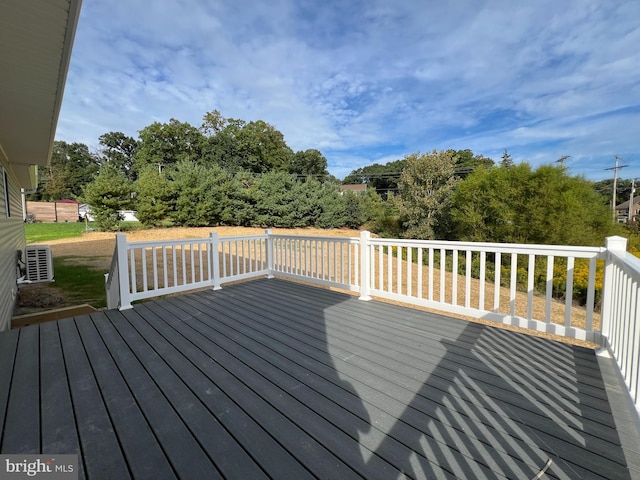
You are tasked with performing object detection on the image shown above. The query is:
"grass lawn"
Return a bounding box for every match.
[25,221,144,243]
[23,222,143,309]
[52,257,107,308]
[25,222,90,243]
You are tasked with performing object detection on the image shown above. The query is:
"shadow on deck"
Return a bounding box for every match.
[1,278,639,479]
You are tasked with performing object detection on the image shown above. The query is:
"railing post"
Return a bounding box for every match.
[601,235,627,340]
[116,233,132,310]
[359,230,372,301]
[266,229,274,278]
[210,231,222,290]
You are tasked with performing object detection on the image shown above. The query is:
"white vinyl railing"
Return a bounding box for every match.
[106,232,270,309]
[270,234,361,292]
[366,236,605,342]
[106,231,640,411]
[600,236,640,408]
[217,233,269,285]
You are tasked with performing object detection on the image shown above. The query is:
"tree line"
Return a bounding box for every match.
[31,110,334,203]
[32,109,629,250]
[391,150,615,246]
[31,110,386,231]
[85,163,385,231]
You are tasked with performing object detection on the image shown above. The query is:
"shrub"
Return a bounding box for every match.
[83,164,132,231]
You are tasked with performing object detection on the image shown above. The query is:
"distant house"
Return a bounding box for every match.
[339,184,367,195]
[0,0,82,331]
[615,197,640,224]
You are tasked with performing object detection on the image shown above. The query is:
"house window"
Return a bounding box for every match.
[2,167,10,217]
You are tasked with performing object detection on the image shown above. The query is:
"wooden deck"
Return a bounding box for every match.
[1,278,639,479]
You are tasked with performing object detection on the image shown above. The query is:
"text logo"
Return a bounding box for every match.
[0,455,77,480]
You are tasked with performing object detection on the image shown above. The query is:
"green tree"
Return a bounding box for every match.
[449,164,613,245]
[228,171,259,227]
[99,131,139,181]
[37,148,70,200]
[32,141,100,201]
[343,188,385,229]
[83,164,133,231]
[252,172,304,227]
[64,142,100,198]
[593,178,634,207]
[200,109,227,136]
[448,164,527,242]
[202,118,295,173]
[235,120,294,173]
[169,161,235,227]
[342,158,407,198]
[500,149,514,168]
[134,118,204,174]
[449,149,494,178]
[395,150,458,239]
[291,149,329,180]
[134,165,175,227]
[299,178,347,228]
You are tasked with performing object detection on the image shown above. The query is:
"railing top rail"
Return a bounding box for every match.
[105,248,118,287]
[608,249,640,277]
[220,234,268,242]
[369,237,605,257]
[125,237,212,249]
[270,233,359,243]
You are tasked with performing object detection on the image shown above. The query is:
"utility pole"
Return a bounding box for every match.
[605,156,628,221]
[556,155,570,168]
[629,178,636,225]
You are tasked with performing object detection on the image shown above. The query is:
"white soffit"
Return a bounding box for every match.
[0,0,82,185]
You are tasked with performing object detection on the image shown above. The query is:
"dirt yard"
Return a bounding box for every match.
[18,226,598,348]
[16,227,360,313]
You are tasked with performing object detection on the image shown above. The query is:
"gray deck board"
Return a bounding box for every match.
[75,312,178,480]
[118,305,320,480]
[183,280,627,479]
[58,318,131,480]
[166,293,531,479]
[100,310,228,480]
[0,328,18,439]
[2,326,39,454]
[135,300,370,480]
[1,278,638,479]
[154,297,460,479]
[207,283,622,447]
[39,321,85,479]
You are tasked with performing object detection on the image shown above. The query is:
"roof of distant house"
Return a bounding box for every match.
[615,196,640,209]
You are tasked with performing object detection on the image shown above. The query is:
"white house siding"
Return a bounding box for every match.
[0,159,26,331]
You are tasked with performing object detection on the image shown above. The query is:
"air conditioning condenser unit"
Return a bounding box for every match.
[25,245,54,283]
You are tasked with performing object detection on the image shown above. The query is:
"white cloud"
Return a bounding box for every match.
[56,0,640,179]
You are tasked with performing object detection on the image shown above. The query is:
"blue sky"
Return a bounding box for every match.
[57,0,640,180]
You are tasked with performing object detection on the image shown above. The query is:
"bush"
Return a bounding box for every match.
[134,165,175,227]
[450,164,614,245]
[169,161,235,227]
[83,164,132,231]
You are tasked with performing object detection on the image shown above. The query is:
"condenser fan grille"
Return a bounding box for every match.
[25,246,54,282]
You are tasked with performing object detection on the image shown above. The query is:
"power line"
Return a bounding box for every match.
[341,167,476,181]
